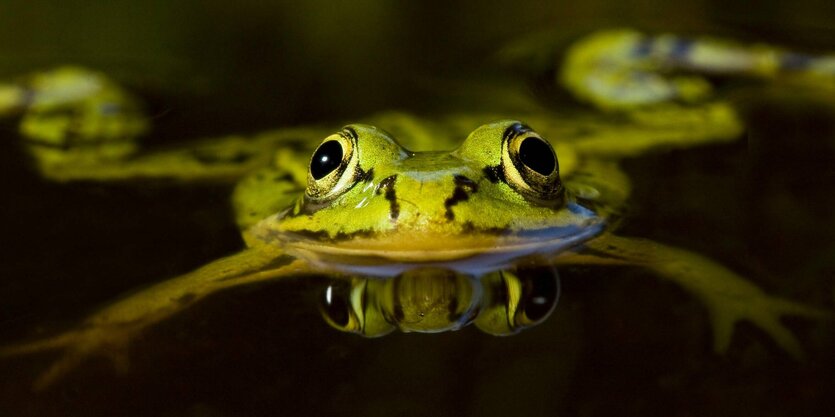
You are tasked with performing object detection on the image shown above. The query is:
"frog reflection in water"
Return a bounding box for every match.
[1,29,833,389]
[321,264,562,337]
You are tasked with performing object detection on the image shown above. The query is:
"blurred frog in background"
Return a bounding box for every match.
[1,29,832,390]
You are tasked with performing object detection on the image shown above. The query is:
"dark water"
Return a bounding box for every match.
[1,2,835,416]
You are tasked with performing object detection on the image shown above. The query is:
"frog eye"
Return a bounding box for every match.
[474,264,560,336]
[319,279,395,337]
[501,123,564,204]
[320,281,360,333]
[306,129,359,200]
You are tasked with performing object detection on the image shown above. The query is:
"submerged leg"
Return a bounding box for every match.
[1,66,328,183]
[561,29,835,110]
[557,234,832,357]
[1,247,312,390]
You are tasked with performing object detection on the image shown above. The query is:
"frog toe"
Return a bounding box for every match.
[30,343,130,391]
[0,331,77,357]
[706,295,832,359]
[2,326,135,390]
[31,347,88,391]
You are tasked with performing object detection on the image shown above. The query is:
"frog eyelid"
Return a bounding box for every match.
[305,130,359,200]
[500,122,564,205]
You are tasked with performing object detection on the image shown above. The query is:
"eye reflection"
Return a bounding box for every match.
[318,263,560,336]
[475,263,560,336]
[319,280,354,329]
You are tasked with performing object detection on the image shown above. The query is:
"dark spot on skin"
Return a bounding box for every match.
[333,229,377,241]
[631,37,653,57]
[217,256,295,282]
[781,53,813,70]
[581,247,629,262]
[362,168,375,183]
[482,165,505,184]
[273,173,295,183]
[230,152,254,164]
[502,122,532,142]
[176,293,196,304]
[570,126,595,138]
[669,38,693,59]
[376,175,400,220]
[445,190,468,221]
[444,175,478,220]
[284,228,377,243]
[461,221,508,235]
[455,175,478,190]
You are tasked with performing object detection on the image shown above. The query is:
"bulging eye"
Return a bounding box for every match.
[474,264,560,336]
[501,122,563,204]
[306,130,358,200]
[515,266,560,325]
[320,280,362,334]
[318,279,395,337]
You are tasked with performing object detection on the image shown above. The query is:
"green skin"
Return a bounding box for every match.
[1,29,833,390]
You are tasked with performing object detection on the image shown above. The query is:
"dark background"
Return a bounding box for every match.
[1,1,834,416]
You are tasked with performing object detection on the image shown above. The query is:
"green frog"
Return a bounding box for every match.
[1,29,832,390]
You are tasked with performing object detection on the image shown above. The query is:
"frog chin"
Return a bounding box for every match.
[279,220,605,277]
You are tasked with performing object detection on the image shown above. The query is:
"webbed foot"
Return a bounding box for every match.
[1,323,138,390]
[1,250,305,389]
[704,290,832,358]
[559,29,835,110]
[572,234,833,358]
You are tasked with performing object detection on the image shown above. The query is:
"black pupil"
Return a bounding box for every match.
[520,268,559,322]
[322,284,351,327]
[311,140,344,180]
[518,137,556,175]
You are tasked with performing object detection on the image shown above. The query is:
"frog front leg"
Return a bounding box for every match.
[556,234,832,357]
[1,246,312,390]
[561,29,835,110]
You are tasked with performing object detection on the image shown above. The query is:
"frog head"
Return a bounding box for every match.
[250,120,603,275]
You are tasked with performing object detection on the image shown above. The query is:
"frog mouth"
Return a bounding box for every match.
[276,220,605,276]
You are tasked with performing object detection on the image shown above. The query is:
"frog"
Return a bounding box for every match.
[1,29,832,390]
